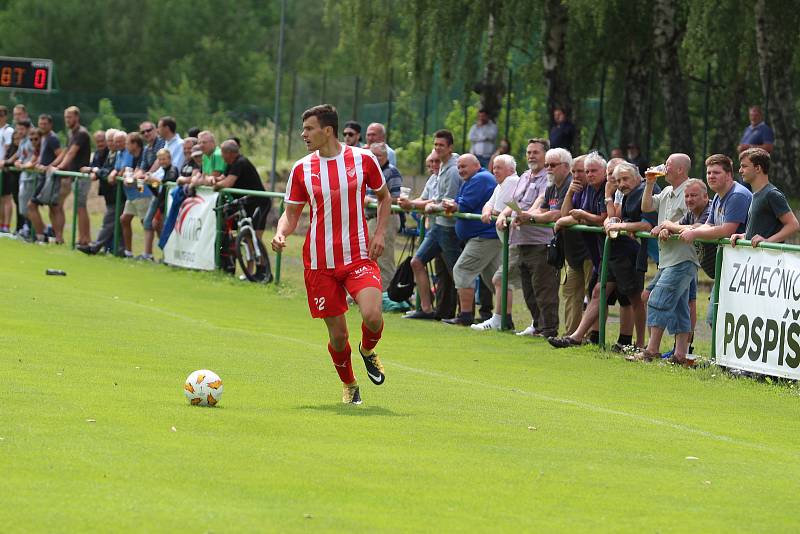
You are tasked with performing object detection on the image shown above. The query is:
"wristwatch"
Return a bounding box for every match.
[604,197,613,204]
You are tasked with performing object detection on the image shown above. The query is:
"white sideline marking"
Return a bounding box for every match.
[114,296,777,453]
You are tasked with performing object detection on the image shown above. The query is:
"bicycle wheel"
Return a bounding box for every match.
[236,228,273,283]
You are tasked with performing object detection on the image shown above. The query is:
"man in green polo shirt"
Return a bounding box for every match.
[194,130,226,186]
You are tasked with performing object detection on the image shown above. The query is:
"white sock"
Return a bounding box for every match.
[124,250,133,257]
[490,313,502,325]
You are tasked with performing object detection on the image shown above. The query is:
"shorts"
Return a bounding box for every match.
[453,237,502,289]
[304,258,382,318]
[492,245,521,290]
[19,179,37,216]
[143,196,159,231]
[648,267,697,301]
[245,198,271,231]
[76,178,91,208]
[606,252,644,297]
[123,197,152,220]
[1,170,18,196]
[414,223,462,270]
[647,260,697,334]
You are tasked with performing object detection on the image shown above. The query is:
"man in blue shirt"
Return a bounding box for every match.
[737,105,774,154]
[441,154,499,326]
[681,154,753,324]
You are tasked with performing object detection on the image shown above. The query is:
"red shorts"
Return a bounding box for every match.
[304,259,382,318]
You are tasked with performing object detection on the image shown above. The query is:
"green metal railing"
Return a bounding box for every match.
[9,168,800,362]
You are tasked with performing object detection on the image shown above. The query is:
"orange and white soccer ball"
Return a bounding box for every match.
[184,369,223,406]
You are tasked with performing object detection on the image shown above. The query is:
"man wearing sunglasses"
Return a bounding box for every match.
[342,121,362,147]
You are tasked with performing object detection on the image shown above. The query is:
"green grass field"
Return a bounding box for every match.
[3,236,800,532]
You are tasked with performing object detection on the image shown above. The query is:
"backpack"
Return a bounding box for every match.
[387,256,415,302]
[546,232,565,269]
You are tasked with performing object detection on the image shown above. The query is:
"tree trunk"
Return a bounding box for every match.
[473,11,505,120]
[619,46,651,150]
[652,0,694,160]
[754,0,800,194]
[542,0,572,126]
[711,74,747,156]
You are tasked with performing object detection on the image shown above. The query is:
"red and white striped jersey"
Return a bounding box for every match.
[285,144,386,270]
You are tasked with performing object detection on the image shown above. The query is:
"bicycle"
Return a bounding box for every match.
[215,195,273,283]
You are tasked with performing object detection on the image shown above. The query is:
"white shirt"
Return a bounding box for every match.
[486,173,520,240]
[0,124,13,160]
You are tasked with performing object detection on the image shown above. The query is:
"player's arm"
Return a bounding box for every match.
[368,184,391,260]
[271,202,304,253]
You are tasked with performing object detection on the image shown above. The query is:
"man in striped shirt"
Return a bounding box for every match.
[272,105,392,405]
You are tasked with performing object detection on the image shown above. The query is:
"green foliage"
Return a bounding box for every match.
[147,74,226,133]
[88,98,123,132]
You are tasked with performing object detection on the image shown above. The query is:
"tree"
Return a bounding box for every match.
[542,0,572,127]
[652,0,695,159]
[754,0,800,192]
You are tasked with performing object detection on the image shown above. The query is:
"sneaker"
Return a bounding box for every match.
[471,316,501,331]
[238,274,248,281]
[516,324,542,337]
[442,314,474,326]
[135,254,154,262]
[359,343,385,385]
[402,309,436,320]
[625,349,661,362]
[342,382,362,404]
[547,336,583,348]
[611,343,639,355]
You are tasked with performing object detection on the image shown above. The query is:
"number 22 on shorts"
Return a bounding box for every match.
[314,297,326,311]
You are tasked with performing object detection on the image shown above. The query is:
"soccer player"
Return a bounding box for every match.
[271,105,392,405]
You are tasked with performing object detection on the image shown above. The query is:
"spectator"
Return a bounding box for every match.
[135,121,167,259]
[195,130,226,186]
[626,143,648,176]
[645,178,711,358]
[215,139,270,240]
[468,109,498,168]
[549,152,608,347]
[27,114,62,244]
[533,148,575,331]
[632,154,698,364]
[365,123,396,167]
[78,129,115,255]
[0,106,14,233]
[178,137,200,181]
[403,130,462,320]
[472,154,520,331]
[557,155,593,336]
[12,123,39,239]
[606,157,626,219]
[342,121,362,147]
[156,116,184,172]
[13,104,28,124]
[681,154,753,324]
[441,154,500,325]
[496,138,559,337]
[549,107,575,152]
[488,138,510,174]
[186,127,201,139]
[731,148,799,247]
[118,132,150,258]
[1,119,33,236]
[139,121,165,173]
[48,106,92,246]
[737,105,774,154]
[610,147,625,159]
[367,142,402,290]
[603,163,657,350]
[150,148,180,235]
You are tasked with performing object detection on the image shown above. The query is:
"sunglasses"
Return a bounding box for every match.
[343,131,358,136]
[140,127,154,134]
[545,162,565,168]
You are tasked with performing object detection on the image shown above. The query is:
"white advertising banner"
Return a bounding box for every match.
[163,190,219,271]
[716,246,800,379]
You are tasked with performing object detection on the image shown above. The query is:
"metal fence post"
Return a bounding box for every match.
[70,178,79,249]
[274,200,285,285]
[112,181,123,256]
[215,193,225,270]
[598,235,611,349]
[710,243,724,360]
[500,222,510,330]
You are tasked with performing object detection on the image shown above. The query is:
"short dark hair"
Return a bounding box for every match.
[39,113,53,124]
[302,104,339,136]
[127,132,144,149]
[705,153,733,175]
[343,120,361,133]
[527,137,550,151]
[187,127,201,138]
[740,147,770,174]
[478,108,488,114]
[434,129,454,146]
[159,116,177,134]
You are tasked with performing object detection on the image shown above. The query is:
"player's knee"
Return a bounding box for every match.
[329,329,348,348]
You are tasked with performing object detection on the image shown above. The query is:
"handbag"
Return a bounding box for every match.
[546,232,565,269]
